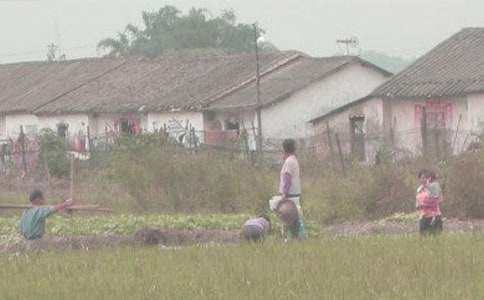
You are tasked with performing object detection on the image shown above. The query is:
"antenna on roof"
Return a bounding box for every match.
[336,36,360,56]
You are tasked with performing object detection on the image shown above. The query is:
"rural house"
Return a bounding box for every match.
[0,51,390,150]
[204,54,391,147]
[310,28,484,161]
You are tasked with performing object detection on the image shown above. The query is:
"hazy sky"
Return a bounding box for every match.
[0,0,483,63]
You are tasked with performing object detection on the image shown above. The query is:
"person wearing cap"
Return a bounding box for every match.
[20,190,73,240]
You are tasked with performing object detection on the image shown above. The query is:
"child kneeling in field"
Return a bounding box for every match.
[241,215,271,242]
[20,190,73,240]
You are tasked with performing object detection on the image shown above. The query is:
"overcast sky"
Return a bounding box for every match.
[0,0,483,63]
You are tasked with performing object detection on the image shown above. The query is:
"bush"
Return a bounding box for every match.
[108,135,274,213]
[37,129,70,178]
[445,152,484,218]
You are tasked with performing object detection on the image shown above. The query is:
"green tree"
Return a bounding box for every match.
[97,6,277,57]
[361,50,415,73]
[37,129,70,178]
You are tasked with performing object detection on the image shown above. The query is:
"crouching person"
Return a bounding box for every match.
[241,215,271,243]
[20,190,73,240]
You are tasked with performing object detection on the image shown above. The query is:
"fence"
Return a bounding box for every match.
[0,122,483,179]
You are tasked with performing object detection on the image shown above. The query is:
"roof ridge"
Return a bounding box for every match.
[199,53,303,108]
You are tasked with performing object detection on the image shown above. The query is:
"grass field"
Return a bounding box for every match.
[1,234,483,300]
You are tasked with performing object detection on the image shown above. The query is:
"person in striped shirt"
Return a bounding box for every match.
[240,215,271,243]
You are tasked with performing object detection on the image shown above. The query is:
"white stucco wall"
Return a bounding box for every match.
[389,97,468,154]
[313,97,384,161]
[465,93,484,133]
[260,63,389,140]
[315,95,472,159]
[5,114,39,137]
[6,113,91,138]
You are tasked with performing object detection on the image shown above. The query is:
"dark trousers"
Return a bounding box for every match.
[419,216,443,236]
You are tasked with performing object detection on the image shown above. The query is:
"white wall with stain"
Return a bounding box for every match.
[261,63,389,140]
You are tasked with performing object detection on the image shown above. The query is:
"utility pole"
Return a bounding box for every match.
[253,23,263,158]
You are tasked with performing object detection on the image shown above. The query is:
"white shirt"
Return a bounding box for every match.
[279,155,301,195]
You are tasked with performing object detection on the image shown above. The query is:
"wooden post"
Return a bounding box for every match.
[334,133,346,176]
[421,107,428,157]
[390,117,397,147]
[87,125,93,161]
[451,114,463,154]
[19,126,28,176]
[69,155,75,202]
[326,122,336,168]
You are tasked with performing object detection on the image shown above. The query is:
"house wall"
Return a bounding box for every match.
[5,114,39,137]
[466,93,484,133]
[389,97,468,155]
[313,94,475,161]
[203,110,256,147]
[38,114,89,136]
[260,63,389,141]
[313,97,384,161]
[88,113,149,136]
[148,111,204,143]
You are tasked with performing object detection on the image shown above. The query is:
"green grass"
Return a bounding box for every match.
[2,234,484,299]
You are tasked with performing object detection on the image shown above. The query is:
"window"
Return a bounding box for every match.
[57,123,69,138]
[224,120,240,135]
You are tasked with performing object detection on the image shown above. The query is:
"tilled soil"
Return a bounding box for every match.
[3,220,484,254]
[323,219,484,237]
[0,228,241,254]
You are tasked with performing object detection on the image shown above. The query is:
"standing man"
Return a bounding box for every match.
[278,139,306,239]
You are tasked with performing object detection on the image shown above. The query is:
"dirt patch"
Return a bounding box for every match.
[134,228,240,245]
[0,235,133,254]
[323,219,484,237]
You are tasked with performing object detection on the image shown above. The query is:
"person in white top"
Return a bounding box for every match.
[277,139,306,239]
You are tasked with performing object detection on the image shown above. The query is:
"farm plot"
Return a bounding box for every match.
[1,234,484,299]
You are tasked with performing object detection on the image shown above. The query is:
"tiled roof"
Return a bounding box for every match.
[373,28,484,98]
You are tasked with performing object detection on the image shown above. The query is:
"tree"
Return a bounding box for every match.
[97,6,277,57]
[46,43,66,62]
[360,50,415,73]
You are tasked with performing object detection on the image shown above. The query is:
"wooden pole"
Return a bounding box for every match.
[451,114,463,154]
[326,122,335,167]
[253,23,263,160]
[334,133,346,176]
[421,107,428,157]
[0,204,112,213]
[70,155,75,202]
[19,126,28,176]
